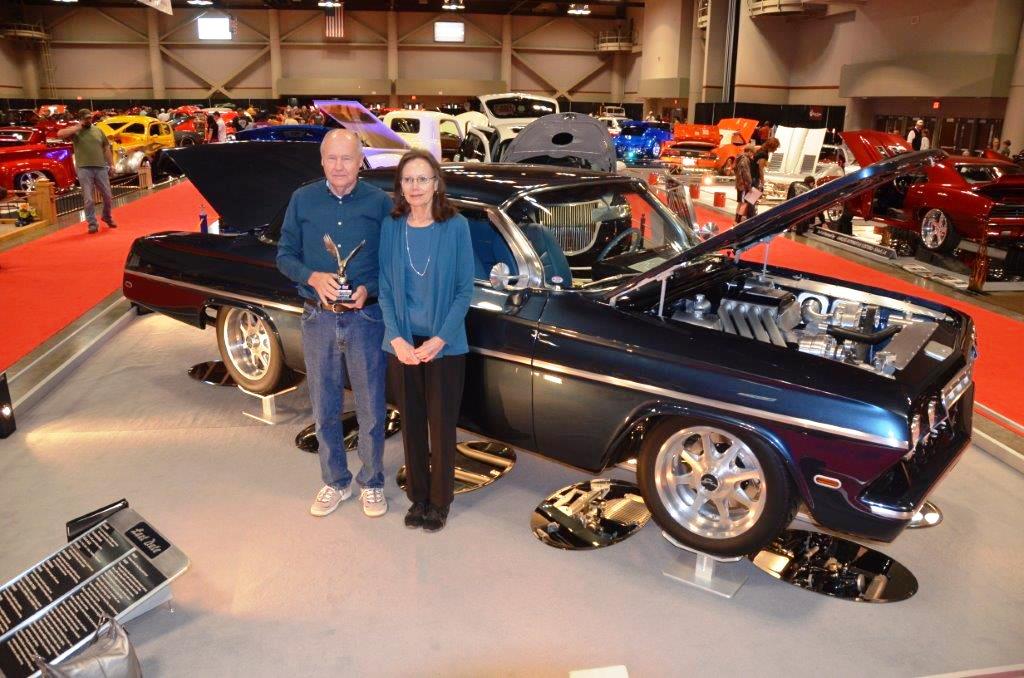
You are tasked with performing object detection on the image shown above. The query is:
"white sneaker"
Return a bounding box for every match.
[361,487,388,518]
[310,484,351,517]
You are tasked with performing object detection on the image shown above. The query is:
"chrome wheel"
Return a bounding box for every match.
[824,203,845,223]
[653,425,766,540]
[221,308,273,381]
[15,170,48,192]
[920,209,949,250]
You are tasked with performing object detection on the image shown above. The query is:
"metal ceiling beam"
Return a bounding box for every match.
[94,8,148,41]
[203,45,269,98]
[280,13,320,41]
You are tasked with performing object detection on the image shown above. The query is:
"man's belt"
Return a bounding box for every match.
[306,297,378,313]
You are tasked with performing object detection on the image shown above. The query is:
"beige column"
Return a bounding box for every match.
[702,0,729,104]
[687,1,704,120]
[501,15,512,91]
[19,46,40,100]
[387,11,399,108]
[1003,16,1024,155]
[147,10,166,99]
[610,52,625,103]
[269,9,282,100]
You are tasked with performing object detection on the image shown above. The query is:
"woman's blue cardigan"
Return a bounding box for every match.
[378,211,474,357]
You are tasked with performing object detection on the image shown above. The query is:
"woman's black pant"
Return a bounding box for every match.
[387,348,465,509]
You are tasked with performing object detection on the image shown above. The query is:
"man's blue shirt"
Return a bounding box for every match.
[276,179,392,302]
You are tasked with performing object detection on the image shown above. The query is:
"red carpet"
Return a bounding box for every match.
[695,205,1024,431]
[0,181,217,372]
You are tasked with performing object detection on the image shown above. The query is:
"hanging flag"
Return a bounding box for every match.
[136,0,173,16]
[325,7,344,40]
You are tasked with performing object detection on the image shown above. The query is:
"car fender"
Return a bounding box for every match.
[203,299,305,374]
[602,400,807,500]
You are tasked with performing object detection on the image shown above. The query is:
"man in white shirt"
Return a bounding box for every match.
[214,111,227,143]
[906,119,925,151]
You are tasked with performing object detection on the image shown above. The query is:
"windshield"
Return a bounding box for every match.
[956,163,1024,184]
[620,126,645,136]
[483,97,556,120]
[503,181,697,288]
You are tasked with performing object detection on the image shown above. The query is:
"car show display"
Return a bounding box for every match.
[121,141,975,559]
[6,0,1024,673]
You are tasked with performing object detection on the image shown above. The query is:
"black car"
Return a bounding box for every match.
[123,142,975,557]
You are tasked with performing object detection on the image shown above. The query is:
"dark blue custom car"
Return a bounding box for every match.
[232,124,330,143]
[613,121,673,162]
[123,142,975,557]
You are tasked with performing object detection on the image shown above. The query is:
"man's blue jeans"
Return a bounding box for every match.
[301,302,387,490]
[77,166,114,229]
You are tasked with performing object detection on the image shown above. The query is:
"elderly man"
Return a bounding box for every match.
[57,109,117,234]
[277,130,393,518]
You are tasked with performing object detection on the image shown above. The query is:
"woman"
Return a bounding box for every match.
[379,149,474,532]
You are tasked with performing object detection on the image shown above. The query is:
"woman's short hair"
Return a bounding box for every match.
[391,149,458,221]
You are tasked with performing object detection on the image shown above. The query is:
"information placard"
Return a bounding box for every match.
[0,509,188,678]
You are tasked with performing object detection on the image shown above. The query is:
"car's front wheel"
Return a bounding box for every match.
[919,208,960,253]
[636,418,796,557]
[216,307,286,394]
[15,170,50,192]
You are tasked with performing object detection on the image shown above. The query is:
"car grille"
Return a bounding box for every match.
[538,201,602,255]
[989,203,1024,218]
[766,154,785,172]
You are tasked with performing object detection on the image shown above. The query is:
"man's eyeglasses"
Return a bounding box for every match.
[401,175,437,187]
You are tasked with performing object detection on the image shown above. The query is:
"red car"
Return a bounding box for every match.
[0,126,77,192]
[662,117,758,175]
[837,130,1024,254]
[3,109,73,140]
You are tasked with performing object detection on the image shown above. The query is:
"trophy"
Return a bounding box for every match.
[323,235,366,304]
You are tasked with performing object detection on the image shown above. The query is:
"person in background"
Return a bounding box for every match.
[213,111,227,143]
[276,129,392,519]
[157,108,169,123]
[734,144,755,224]
[788,175,818,234]
[990,138,1002,152]
[378,149,474,533]
[57,109,117,234]
[906,119,925,150]
[1000,139,1012,156]
[920,128,931,151]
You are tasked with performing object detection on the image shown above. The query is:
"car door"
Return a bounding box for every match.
[457,202,545,449]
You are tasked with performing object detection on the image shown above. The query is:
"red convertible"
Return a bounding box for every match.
[836,130,1024,255]
[0,126,77,192]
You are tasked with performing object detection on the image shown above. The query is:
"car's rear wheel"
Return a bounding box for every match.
[919,208,960,253]
[216,307,285,394]
[15,170,50,192]
[636,418,796,557]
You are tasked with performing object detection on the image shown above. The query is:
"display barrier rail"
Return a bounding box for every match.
[54,173,149,218]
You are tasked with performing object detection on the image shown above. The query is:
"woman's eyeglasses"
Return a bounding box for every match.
[401,175,437,187]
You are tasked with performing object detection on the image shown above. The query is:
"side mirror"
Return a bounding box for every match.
[696,222,719,241]
[489,262,526,291]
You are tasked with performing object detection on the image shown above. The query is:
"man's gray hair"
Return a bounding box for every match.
[320,128,364,156]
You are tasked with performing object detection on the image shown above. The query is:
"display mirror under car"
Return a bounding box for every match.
[489,262,526,291]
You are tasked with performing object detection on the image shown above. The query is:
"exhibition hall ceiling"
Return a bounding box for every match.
[6,0,638,16]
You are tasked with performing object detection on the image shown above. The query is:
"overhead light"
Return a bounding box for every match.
[52,0,79,4]
[187,0,213,5]
[442,0,465,10]
[317,0,342,6]
[567,4,591,15]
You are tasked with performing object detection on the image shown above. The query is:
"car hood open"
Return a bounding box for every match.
[166,141,323,230]
[605,149,944,302]
[503,112,617,172]
[313,100,410,151]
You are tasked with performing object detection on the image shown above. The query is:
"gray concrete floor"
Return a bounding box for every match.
[1,314,1023,677]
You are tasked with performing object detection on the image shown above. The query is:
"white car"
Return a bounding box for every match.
[597,116,625,136]
[382,110,464,161]
[455,93,561,163]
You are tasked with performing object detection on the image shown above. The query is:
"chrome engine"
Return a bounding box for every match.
[671,275,947,376]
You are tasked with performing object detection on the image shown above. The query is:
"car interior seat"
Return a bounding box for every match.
[467,216,518,281]
[521,223,572,287]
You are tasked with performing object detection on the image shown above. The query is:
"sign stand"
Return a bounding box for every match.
[661,531,748,598]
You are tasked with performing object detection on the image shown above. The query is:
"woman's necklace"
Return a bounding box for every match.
[405,218,435,277]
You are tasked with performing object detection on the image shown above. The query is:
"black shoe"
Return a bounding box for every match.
[422,505,449,532]
[88,225,99,234]
[404,502,428,529]
[105,221,118,229]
